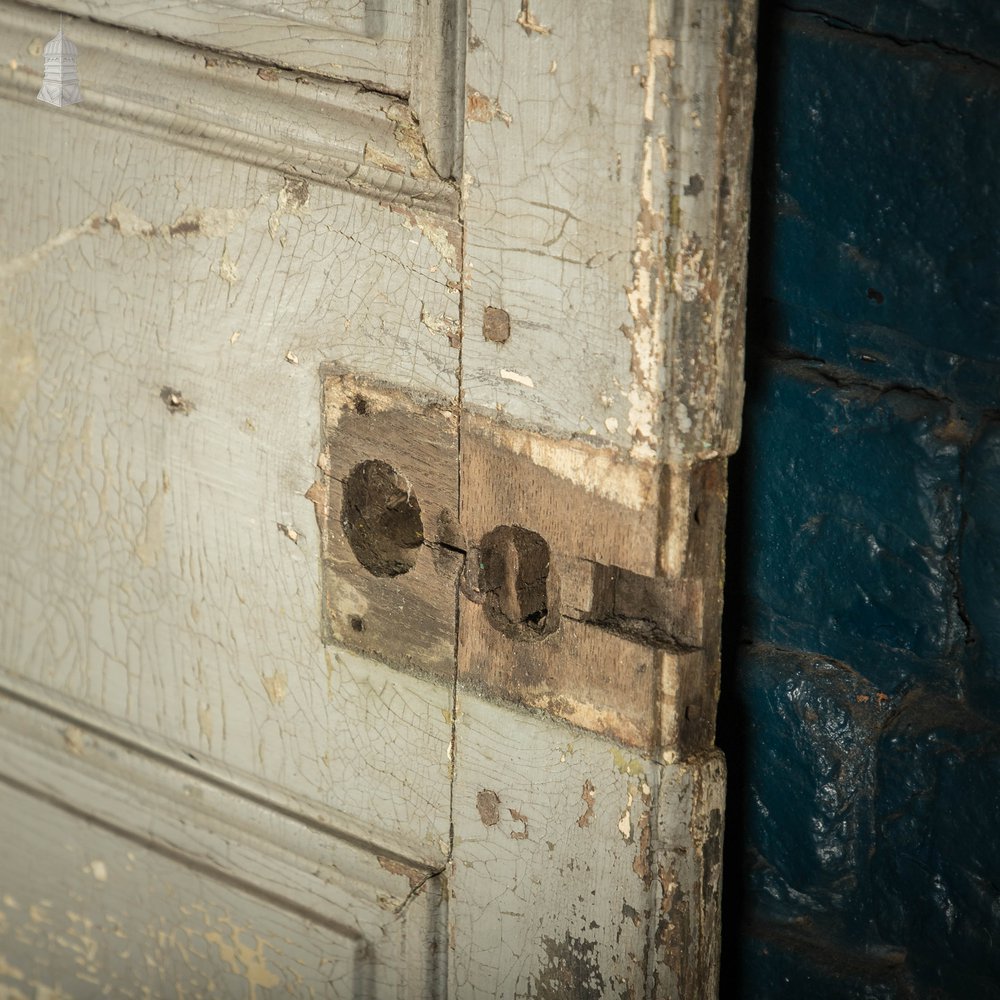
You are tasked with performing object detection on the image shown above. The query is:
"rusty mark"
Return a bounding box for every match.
[476,789,501,826]
[256,67,279,82]
[577,780,596,828]
[509,808,529,840]
[466,88,512,126]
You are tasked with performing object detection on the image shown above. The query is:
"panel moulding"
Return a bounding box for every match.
[0,4,461,212]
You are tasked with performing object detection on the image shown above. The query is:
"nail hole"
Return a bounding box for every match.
[866,287,884,304]
[349,615,365,633]
[341,459,423,577]
[478,525,558,641]
[160,386,193,415]
[353,396,369,415]
[483,306,511,344]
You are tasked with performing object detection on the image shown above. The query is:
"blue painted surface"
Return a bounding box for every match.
[722,4,1000,996]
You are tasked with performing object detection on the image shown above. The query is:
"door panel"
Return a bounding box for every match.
[0,0,756,995]
[0,5,458,857]
[0,694,444,999]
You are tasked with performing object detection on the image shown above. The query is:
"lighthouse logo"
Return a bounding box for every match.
[37,24,82,107]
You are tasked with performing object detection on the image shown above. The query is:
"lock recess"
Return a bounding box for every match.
[313,374,724,752]
[313,366,461,683]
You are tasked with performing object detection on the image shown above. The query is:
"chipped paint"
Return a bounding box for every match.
[84,860,108,883]
[618,786,633,840]
[499,369,534,388]
[363,142,406,175]
[384,203,462,270]
[420,305,461,348]
[476,789,501,826]
[260,671,288,706]
[0,214,101,281]
[577,780,596,827]
[267,177,309,237]
[384,103,438,181]
[516,0,551,36]
[474,419,657,512]
[466,88,512,126]
[204,918,279,999]
[509,808,529,840]
[623,4,677,461]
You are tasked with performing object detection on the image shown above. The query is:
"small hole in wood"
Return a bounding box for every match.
[353,396,369,415]
[349,615,365,633]
[479,525,558,641]
[341,459,423,577]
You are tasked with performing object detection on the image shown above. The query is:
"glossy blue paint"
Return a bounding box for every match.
[723,3,1000,996]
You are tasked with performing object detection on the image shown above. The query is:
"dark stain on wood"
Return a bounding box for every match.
[476,789,500,827]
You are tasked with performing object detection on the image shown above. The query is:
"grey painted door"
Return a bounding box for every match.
[0,1,755,996]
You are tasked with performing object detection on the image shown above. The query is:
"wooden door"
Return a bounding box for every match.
[0,1,756,996]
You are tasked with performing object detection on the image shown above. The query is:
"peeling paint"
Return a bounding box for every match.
[267,177,309,237]
[363,142,406,175]
[475,420,657,512]
[384,203,462,270]
[623,3,677,461]
[204,918,279,999]
[420,305,461,348]
[384,103,438,181]
[516,0,551,36]
[577,780,596,827]
[509,808,529,840]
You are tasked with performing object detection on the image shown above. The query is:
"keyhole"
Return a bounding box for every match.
[479,525,558,641]
[341,460,423,577]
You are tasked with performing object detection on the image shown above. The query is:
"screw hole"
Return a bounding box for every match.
[341,459,423,577]
[478,525,558,641]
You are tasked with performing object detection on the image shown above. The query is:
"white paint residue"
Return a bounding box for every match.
[500,369,534,388]
[604,416,619,434]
